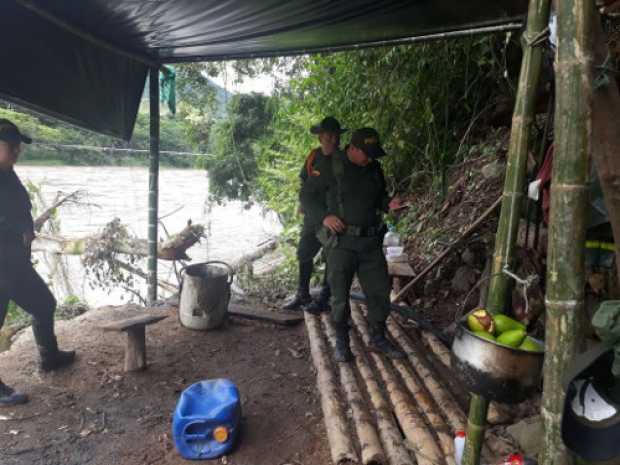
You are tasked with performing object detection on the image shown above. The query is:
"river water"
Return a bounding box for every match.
[16,165,282,306]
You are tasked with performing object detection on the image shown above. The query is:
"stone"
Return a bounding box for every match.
[481,160,506,179]
[451,266,476,293]
[506,415,544,456]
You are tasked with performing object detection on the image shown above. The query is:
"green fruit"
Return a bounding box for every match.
[467,309,495,334]
[496,329,527,348]
[493,314,526,334]
[519,336,544,353]
[473,331,496,342]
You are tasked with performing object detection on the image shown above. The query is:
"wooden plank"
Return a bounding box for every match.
[99,314,167,332]
[388,261,415,277]
[228,304,303,326]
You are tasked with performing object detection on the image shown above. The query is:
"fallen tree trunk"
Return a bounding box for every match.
[304,312,358,465]
[32,221,205,261]
[321,314,386,465]
[351,304,443,465]
[349,332,415,465]
[230,239,278,272]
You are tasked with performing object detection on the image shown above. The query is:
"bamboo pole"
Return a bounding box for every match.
[461,0,551,462]
[148,67,160,305]
[304,313,358,465]
[350,305,444,465]
[321,314,386,465]
[349,332,415,465]
[391,358,456,465]
[540,1,592,464]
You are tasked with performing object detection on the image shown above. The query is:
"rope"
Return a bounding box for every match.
[522,26,550,48]
[502,265,539,317]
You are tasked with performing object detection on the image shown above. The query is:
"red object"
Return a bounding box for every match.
[455,431,466,438]
[535,144,554,224]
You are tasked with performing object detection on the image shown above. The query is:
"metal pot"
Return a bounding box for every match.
[451,313,544,404]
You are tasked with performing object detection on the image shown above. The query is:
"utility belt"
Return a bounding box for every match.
[317,223,385,249]
[342,224,386,237]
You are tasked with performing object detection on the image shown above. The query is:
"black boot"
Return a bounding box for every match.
[33,321,76,372]
[368,323,405,359]
[333,325,353,363]
[0,381,28,407]
[303,286,331,314]
[283,290,312,311]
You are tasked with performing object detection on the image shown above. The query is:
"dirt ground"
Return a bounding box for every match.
[0,304,329,465]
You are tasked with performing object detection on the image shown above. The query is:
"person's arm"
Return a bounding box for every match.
[376,163,391,213]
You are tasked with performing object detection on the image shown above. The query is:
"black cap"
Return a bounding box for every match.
[561,342,620,462]
[310,116,347,135]
[0,119,32,144]
[350,127,386,159]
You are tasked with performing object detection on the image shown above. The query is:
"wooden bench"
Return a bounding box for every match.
[98,314,167,372]
[388,261,415,301]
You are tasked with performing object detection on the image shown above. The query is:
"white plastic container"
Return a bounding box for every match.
[454,431,465,465]
[383,227,401,247]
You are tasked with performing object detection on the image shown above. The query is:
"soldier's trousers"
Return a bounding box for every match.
[296,227,330,298]
[327,238,391,327]
[0,240,58,354]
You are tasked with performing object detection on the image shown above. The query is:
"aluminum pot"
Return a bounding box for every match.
[451,312,544,404]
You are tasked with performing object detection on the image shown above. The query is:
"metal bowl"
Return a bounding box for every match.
[451,313,545,404]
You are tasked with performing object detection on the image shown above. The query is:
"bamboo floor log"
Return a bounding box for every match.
[351,304,444,465]
[349,331,416,465]
[322,314,386,465]
[304,312,358,465]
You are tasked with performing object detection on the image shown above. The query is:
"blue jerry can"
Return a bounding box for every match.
[172,379,241,460]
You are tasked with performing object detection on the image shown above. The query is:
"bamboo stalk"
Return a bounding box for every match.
[321,314,386,465]
[540,0,592,464]
[349,333,415,465]
[462,0,551,462]
[388,321,466,432]
[394,323,510,461]
[304,312,358,465]
[350,305,444,465]
[391,358,456,465]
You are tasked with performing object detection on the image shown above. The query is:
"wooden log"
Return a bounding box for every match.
[349,332,415,465]
[99,313,167,372]
[350,305,444,465]
[304,312,358,465]
[388,320,466,432]
[321,314,386,465]
[125,325,146,371]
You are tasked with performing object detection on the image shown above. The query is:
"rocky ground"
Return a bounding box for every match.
[0,304,329,465]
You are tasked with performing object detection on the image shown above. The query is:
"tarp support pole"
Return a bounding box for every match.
[147,67,160,305]
[461,0,551,463]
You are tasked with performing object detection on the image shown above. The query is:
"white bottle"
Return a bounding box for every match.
[383,225,401,247]
[454,431,465,465]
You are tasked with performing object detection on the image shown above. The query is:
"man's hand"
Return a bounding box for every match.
[388,196,404,211]
[323,215,345,234]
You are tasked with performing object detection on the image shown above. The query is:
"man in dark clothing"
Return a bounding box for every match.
[0,119,76,407]
[283,117,347,313]
[320,128,404,362]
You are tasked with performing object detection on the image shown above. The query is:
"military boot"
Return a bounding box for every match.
[303,286,331,315]
[33,323,76,372]
[0,381,28,407]
[368,322,405,359]
[283,290,312,311]
[333,325,353,363]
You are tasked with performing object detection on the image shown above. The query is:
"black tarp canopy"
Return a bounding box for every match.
[0,1,527,139]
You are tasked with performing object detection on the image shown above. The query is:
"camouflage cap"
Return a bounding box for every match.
[0,119,32,144]
[350,127,386,159]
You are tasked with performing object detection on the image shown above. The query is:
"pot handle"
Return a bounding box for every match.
[202,260,235,285]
